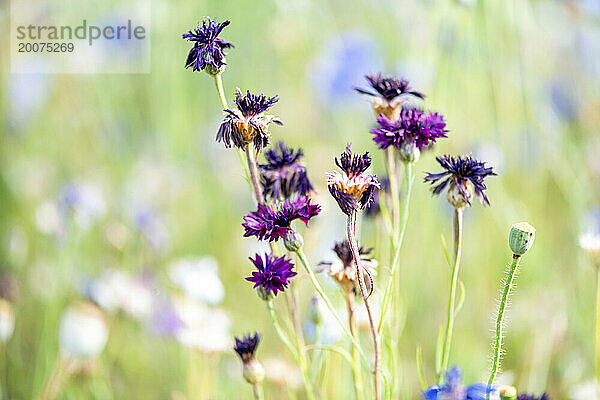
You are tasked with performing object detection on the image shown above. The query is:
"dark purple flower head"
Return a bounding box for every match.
[234,333,261,363]
[371,109,448,150]
[182,18,233,74]
[516,394,550,400]
[425,155,496,208]
[355,73,425,120]
[327,145,380,215]
[246,253,297,296]
[259,142,313,200]
[217,89,283,151]
[242,196,321,242]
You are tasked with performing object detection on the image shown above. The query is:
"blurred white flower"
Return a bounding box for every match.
[59,302,108,358]
[59,182,107,230]
[0,299,15,343]
[570,380,598,400]
[169,257,224,305]
[474,142,506,174]
[172,296,231,353]
[263,358,303,389]
[580,232,600,266]
[35,200,64,236]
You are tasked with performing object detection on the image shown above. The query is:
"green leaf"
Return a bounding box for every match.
[440,234,452,269]
[454,280,466,318]
[435,325,444,375]
[416,345,428,390]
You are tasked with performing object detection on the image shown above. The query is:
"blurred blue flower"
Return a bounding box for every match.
[149,300,183,337]
[423,367,498,400]
[549,80,578,121]
[310,31,381,107]
[59,182,107,230]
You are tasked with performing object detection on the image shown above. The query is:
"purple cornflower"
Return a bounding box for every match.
[182,18,233,75]
[327,145,380,215]
[423,367,498,400]
[242,196,320,242]
[234,333,261,362]
[246,253,297,296]
[425,155,496,208]
[371,108,447,151]
[217,89,283,151]
[259,142,313,200]
[355,73,424,120]
[516,394,550,400]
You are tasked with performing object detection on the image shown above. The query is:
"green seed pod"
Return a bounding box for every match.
[283,230,304,253]
[399,141,420,163]
[242,358,265,385]
[499,385,517,400]
[509,222,536,256]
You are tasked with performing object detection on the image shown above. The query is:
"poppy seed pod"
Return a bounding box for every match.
[509,222,536,256]
[499,386,517,400]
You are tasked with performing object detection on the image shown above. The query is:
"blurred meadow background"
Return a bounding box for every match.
[2,0,600,398]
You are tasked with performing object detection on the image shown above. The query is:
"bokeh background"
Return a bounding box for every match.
[2,0,600,398]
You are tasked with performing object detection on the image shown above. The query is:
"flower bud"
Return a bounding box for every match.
[242,358,265,385]
[499,386,517,400]
[0,299,15,343]
[509,222,535,256]
[59,302,108,358]
[283,230,304,252]
[256,287,274,302]
[446,180,473,209]
[307,296,323,326]
[399,141,420,163]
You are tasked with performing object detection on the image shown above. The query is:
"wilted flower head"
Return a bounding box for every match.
[234,333,261,363]
[59,302,108,359]
[242,196,320,242]
[319,240,378,292]
[259,142,313,200]
[516,394,550,400]
[371,109,447,159]
[327,145,380,215]
[246,253,297,296]
[217,89,283,151]
[423,367,499,400]
[355,73,424,120]
[182,17,233,75]
[425,155,496,209]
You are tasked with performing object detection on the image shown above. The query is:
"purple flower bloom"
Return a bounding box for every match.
[355,73,425,120]
[371,109,447,150]
[423,367,498,400]
[259,142,313,200]
[182,18,233,74]
[246,253,297,296]
[516,394,550,400]
[242,196,320,241]
[327,146,380,215]
[424,155,496,207]
[234,333,261,362]
[217,90,283,151]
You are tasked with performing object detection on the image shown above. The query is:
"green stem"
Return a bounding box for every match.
[295,248,369,366]
[487,254,522,395]
[385,147,400,238]
[213,74,251,187]
[439,207,464,380]
[245,145,265,205]
[346,291,364,400]
[595,267,600,397]
[266,301,314,400]
[252,383,264,400]
[378,161,414,333]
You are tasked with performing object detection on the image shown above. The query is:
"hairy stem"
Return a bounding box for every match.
[348,211,381,400]
[295,248,369,366]
[346,290,365,400]
[439,207,464,379]
[487,254,522,396]
[378,161,414,333]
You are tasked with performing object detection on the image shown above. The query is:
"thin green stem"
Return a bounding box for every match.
[378,161,414,333]
[487,255,522,396]
[439,207,464,380]
[346,290,364,400]
[385,147,400,238]
[252,383,264,400]
[348,211,381,400]
[295,248,369,366]
[266,300,314,400]
[595,267,600,397]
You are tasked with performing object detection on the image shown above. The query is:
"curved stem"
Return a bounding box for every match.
[596,268,600,398]
[348,211,381,400]
[439,207,464,380]
[346,291,365,400]
[295,248,369,366]
[487,255,522,396]
[378,161,414,333]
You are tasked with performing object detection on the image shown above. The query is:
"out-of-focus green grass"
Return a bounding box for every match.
[1,0,599,398]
